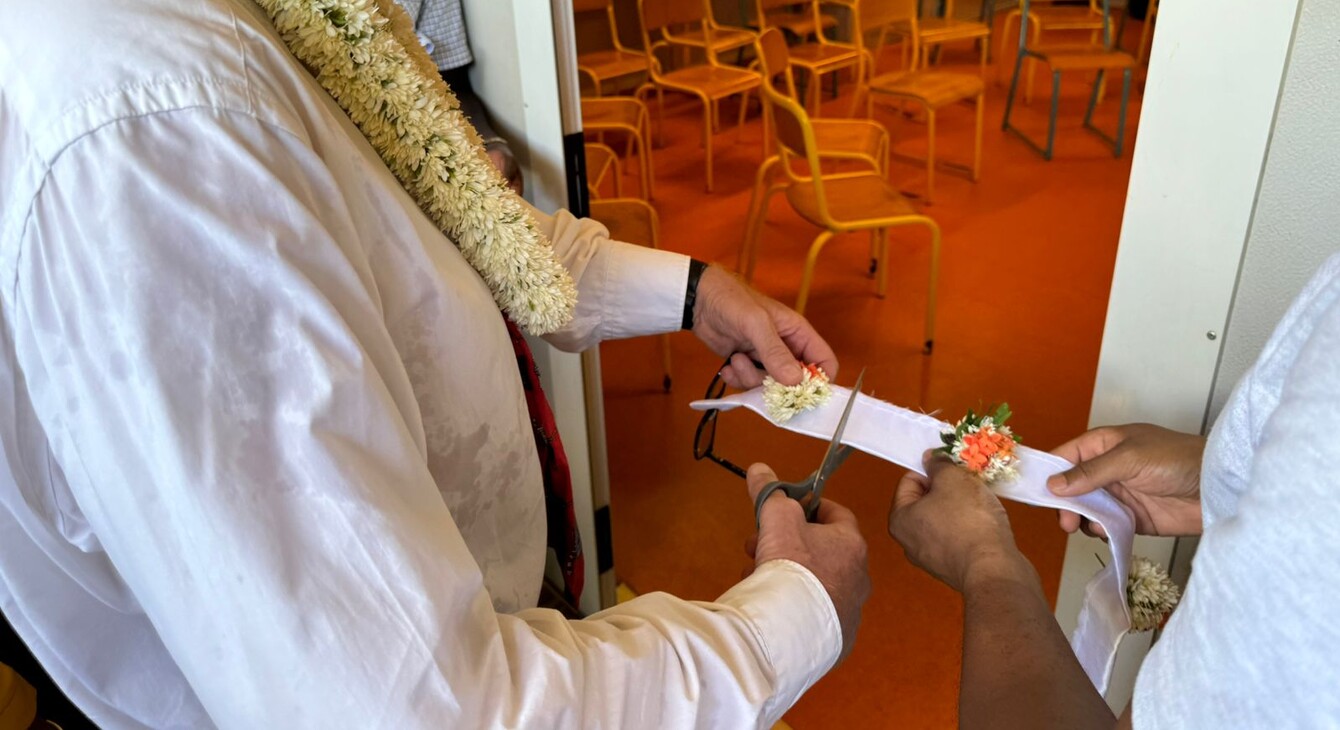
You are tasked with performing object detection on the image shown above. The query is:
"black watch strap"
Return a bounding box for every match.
[682,259,708,330]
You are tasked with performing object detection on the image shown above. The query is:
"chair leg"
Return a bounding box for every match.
[702,97,715,192]
[925,107,937,203]
[639,110,655,200]
[1025,21,1041,103]
[1084,68,1105,128]
[660,334,673,392]
[1115,68,1132,156]
[1045,70,1061,160]
[737,89,751,132]
[877,228,891,297]
[996,12,1017,87]
[795,231,836,316]
[923,220,942,354]
[972,92,984,181]
[868,230,880,277]
[740,157,779,277]
[1002,50,1025,131]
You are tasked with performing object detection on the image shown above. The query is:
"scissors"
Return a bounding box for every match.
[754,369,865,529]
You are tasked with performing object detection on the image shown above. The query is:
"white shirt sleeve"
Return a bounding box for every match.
[1132,282,1340,727]
[14,109,839,728]
[528,202,690,352]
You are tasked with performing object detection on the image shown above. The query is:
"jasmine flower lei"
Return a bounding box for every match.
[253,0,577,334]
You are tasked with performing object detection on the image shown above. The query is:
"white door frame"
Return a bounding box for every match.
[1053,0,1303,710]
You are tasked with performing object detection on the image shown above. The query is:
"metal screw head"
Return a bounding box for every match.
[1206,331,1218,341]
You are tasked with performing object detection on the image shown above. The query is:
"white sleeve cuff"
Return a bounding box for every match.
[716,559,843,720]
[601,242,690,340]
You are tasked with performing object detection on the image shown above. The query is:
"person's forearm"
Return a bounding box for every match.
[959,553,1115,730]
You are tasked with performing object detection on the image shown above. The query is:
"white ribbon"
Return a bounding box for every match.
[691,386,1134,693]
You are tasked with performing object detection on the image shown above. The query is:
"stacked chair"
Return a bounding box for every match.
[1001,0,1135,159]
[851,0,984,203]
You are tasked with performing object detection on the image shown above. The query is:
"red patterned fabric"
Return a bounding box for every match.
[504,318,584,604]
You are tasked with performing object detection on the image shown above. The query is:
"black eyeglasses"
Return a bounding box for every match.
[693,358,748,478]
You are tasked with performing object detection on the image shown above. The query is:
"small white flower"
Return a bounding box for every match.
[762,367,833,423]
[1127,557,1181,632]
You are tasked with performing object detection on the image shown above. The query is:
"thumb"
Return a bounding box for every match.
[1048,453,1122,496]
[748,318,804,386]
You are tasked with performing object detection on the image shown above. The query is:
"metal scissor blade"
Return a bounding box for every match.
[811,369,865,492]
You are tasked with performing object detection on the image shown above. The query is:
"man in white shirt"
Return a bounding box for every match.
[887,255,1340,727]
[0,0,869,727]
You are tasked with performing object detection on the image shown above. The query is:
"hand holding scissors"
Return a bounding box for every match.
[753,369,865,528]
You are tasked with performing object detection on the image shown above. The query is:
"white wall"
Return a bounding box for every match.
[1052,0,1302,711]
[1207,0,1340,421]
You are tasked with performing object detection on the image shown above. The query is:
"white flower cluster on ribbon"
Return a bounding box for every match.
[762,365,833,423]
[1127,556,1181,632]
[253,0,577,334]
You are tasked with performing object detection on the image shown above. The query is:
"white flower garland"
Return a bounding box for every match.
[254,0,577,334]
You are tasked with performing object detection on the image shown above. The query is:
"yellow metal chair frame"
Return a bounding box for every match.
[1000,0,1134,160]
[898,0,991,76]
[756,0,840,41]
[660,0,758,63]
[574,0,650,96]
[755,0,863,115]
[585,141,623,199]
[587,198,675,390]
[638,0,764,192]
[750,68,941,352]
[742,27,889,276]
[852,0,984,204]
[582,96,656,200]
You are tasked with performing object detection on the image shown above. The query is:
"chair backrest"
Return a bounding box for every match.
[852,0,919,79]
[571,0,610,13]
[589,199,660,249]
[756,0,812,20]
[857,0,917,33]
[1016,0,1113,48]
[639,0,708,32]
[755,39,834,221]
[755,27,799,99]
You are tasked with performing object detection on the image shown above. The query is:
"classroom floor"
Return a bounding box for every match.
[595,25,1143,729]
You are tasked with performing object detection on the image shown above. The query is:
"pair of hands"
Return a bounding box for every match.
[889,424,1206,595]
[689,265,1205,658]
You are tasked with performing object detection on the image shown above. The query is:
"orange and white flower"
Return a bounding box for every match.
[940,404,1020,484]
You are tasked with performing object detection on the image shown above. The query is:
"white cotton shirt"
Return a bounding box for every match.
[1133,254,1340,727]
[0,0,842,727]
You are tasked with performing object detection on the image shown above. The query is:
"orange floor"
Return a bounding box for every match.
[596,28,1143,729]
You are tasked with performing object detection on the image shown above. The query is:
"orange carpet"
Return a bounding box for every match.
[596,25,1143,729]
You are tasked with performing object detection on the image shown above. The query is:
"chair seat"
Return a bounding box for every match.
[657,65,761,98]
[766,10,839,39]
[581,97,646,129]
[788,42,862,71]
[916,18,991,42]
[1036,48,1137,70]
[578,49,648,81]
[785,174,916,228]
[669,26,757,52]
[868,70,984,108]
[812,119,886,162]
